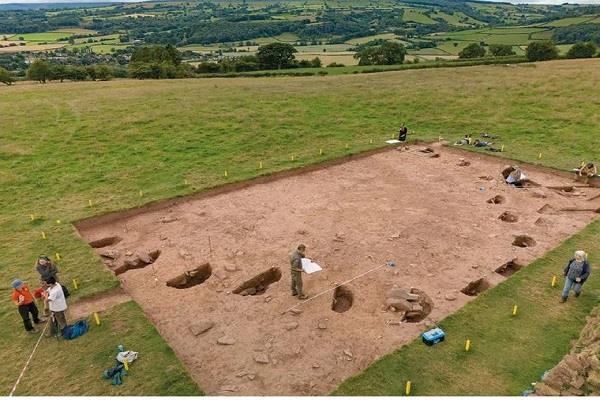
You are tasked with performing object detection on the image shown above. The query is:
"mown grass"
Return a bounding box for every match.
[334,220,600,395]
[0,58,599,395]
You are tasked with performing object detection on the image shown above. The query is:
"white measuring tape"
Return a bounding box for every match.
[9,321,49,396]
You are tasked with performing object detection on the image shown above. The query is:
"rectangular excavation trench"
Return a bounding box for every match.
[76,145,599,396]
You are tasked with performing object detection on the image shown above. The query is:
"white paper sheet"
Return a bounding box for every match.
[386,139,401,144]
[301,258,322,274]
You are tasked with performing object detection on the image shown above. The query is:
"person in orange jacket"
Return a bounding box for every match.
[11,279,45,334]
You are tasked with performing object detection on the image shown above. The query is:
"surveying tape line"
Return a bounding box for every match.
[281,261,394,315]
[9,321,49,396]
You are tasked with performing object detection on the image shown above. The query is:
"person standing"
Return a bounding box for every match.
[11,279,45,334]
[35,255,59,283]
[560,250,591,303]
[398,124,408,142]
[290,244,308,300]
[45,277,68,337]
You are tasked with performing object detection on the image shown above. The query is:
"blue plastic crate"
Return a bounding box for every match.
[422,328,445,346]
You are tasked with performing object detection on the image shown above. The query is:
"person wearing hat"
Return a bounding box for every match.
[11,279,45,334]
[290,244,308,300]
[561,250,591,303]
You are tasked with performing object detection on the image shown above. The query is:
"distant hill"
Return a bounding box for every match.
[0,2,129,10]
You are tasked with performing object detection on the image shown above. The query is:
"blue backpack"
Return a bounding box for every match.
[62,319,89,340]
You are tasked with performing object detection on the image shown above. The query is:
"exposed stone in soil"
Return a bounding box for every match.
[189,321,215,336]
[233,267,282,296]
[217,336,236,345]
[331,285,353,313]
[89,236,122,248]
[498,211,519,223]
[461,278,490,296]
[403,288,433,323]
[538,204,560,215]
[487,195,506,204]
[495,259,524,277]
[167,263,212,289]
[113,249,161,275]
[513,235,537,248]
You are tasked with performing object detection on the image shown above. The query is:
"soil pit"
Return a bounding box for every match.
[487,195,506,204]
[498,211,519,223]
[495,259,524,277]
[513,235,537,248]
[76,146,598,395]
[461,278,491,296]
[233,267,282,296]
[167,263,212,289]
[331,285,353,313]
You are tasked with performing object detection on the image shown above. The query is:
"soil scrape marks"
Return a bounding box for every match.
[89,236,122,248]
[167,263,212,289]
[233,267,282,296]
[487,195,506,204]
[513,235,536,248]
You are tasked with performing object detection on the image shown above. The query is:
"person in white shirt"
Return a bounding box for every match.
[44,277,68,337]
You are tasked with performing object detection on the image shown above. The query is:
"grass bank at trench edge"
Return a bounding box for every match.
[0,58,598,395]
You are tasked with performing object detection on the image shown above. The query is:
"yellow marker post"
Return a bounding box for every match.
[139,190,143,197]
[123,360,129,371]
[319,148,323,155]
[501,145,505,152]
[55,252,61,261]
[94,312,101,326]
[465,339,471,351]
[88,199,93,207]
[29,214,35,221]
[41,231,47,240]
[405,381,411,396]
[224,170,228,177]
[512,305,518,316]
[184,179,188,185]
[72,279,78,290]
[369,139,373,144]
[538,153,542,159]
[56,219,61,224]
[259,161,263,169]
[551,275,557,287]
[291,155,295,161]
[438,136,443,142]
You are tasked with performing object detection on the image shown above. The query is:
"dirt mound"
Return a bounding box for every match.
[331,286,353,313]
[233,267,282,296]
[89,236,122,248]
[498,211,519,223]
[461,278,490,296]
[487,195,506,204]
[538,204,559,215]
[166,263,212,289]
[513,235,536,248]
[495,259,523,277]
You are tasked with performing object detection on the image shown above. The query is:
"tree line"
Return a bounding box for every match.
[457,40,598,62]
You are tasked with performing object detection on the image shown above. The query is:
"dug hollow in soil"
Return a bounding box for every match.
[461,278,490,296]
[233,267,282,296]
[331,286,353,313]
[495,259,524,277]
[166,263,212,289]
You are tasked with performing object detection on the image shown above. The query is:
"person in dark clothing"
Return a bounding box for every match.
[398,124,408,142]
[11,279,45,333]
[35,255,59,283]
[473,139,493,148]
[290,244,308,299]
[560,250,591,303]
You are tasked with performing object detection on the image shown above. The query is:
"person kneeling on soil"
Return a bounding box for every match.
[454,134,472,146]
[290,244,308,300]
[560,250,590,303]
[577,162,597,178]
[398,124,408,142]
[472,139,493,148]
[11,279,45,334]
[44,277,68,337]
[504,165,529,187]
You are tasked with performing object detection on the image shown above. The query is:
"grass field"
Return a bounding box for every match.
[542,14,600,27]
[1,58,599,395]
[403,8,436,25]
[11,32,72,42]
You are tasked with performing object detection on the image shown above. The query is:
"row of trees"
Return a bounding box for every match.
[457,40,598,61]
[25,60,126,83]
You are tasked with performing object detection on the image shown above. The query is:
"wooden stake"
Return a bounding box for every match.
[405,381,411,395]
[512,305,518,316]
[94,312,101,326]
[551,275,557,287]
[72,279,78,290]
[465,339,471,351]
[208,235,212,255]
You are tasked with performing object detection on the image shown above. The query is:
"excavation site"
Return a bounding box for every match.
[76,144,600,395]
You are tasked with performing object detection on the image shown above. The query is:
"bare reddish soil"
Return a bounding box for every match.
[77,145,599,395]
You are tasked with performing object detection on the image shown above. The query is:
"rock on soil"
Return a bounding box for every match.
[445,292,458,301]
[189,321,215,336]
[217,336,236,345]
[254,353,270,364]
[284,322,299,331]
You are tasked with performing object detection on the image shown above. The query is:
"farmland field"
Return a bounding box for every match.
[11,32,72,42]
[403,8,436,24]
[1,59,599,395]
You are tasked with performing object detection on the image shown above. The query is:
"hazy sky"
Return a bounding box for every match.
[1,0,600,5]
